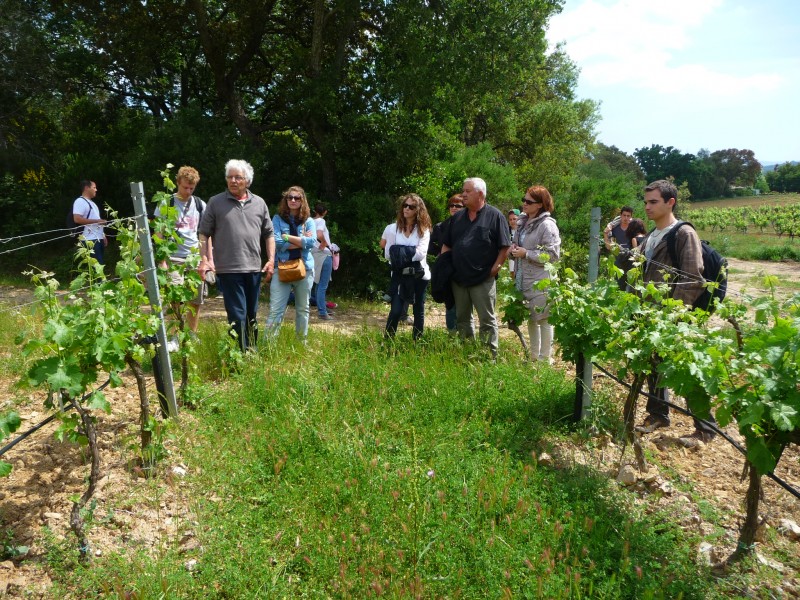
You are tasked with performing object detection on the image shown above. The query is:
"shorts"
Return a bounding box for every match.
[167,259,206,305]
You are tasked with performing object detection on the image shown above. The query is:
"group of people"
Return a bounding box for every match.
[74,160,337,352]
[380,177,561,362]
[77,167,712,443]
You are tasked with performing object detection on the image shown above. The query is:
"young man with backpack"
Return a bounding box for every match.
[154,166,209,336]
[72,180,108,265]
[635,179,717,446]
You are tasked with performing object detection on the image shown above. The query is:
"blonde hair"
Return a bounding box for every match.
[176,166,200,186]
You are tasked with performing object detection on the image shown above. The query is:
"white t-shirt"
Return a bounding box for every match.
[642,221,679,260]
[154,195,206,259]
[312,217,332,255]
[381,223,431,280]
[72,196,104,241]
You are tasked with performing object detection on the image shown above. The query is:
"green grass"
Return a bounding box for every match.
[701,231,800,262]
[42,327,722,599]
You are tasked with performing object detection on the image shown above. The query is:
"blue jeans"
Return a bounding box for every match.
[266,270,314,339]
[386,275,428,340]
[82,239,105,266]
[216,272,263,351]
[445,304,457,331]
[315,254,333,316]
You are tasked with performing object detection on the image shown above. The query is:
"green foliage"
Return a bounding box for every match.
[496,265,528,327]
[53,330,714,598]
[547,256,800,476]
[559,174,641,248]
[766,162,800,193]
[0,411,21,477]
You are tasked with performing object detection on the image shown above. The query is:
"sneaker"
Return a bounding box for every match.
[400,315,412,325]
[318,314,334,321]
[678,430,715,448]
[326,301,338,309]
[635,415,670,433]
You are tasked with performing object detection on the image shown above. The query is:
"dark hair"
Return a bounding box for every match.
[620,206,634,215]
[525,185,554,213]
[626,218,647,241]
[644,180,678,204]
[447,194,462,207]
[314,203,327,217]
[80,180,94,193]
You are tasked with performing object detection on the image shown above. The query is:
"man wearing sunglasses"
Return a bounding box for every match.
[441,178,511,357]
[198,159,275,351]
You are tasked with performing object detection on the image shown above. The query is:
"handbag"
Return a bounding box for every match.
[278,258,306,283]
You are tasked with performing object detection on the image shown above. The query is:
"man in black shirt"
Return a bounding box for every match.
[441,178,511,356]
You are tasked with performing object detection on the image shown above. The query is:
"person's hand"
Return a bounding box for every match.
[263,261,275,281]
[281,233,290,243]
[304,228,313,237]
[103,237,109,247]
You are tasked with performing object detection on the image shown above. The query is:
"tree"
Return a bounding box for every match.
[582,143,644,182]
[766,162,800,193]
[685,149,724,200]
[709,148,762,194]
[633,144,694,184]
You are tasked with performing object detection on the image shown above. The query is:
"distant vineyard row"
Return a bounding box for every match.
[684,203,800,238]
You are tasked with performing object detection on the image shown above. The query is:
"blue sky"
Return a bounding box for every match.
[547,0,800,164]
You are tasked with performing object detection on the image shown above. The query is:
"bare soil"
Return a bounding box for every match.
[1,260,799,598]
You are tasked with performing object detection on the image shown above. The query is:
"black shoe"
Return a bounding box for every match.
[678,430,715,448]
[635,415,670,433]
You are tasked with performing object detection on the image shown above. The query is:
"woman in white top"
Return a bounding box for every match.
[310,203,335,320]
[381,194,432,340]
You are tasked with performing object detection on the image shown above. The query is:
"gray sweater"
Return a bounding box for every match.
[198,190,274,273]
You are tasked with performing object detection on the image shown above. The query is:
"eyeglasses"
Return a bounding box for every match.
[522,197,543,205]
[402,203,418,210]
[226,175,246,181]
[449,203,464,209]
[287,195,303,201]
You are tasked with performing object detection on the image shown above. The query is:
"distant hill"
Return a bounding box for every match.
[763,161,799,172]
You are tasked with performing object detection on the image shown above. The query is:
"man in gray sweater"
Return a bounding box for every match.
[198,159,275,351]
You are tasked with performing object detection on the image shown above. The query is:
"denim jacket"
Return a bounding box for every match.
[272,214,317,272]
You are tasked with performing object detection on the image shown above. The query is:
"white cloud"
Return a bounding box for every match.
[547,0,784,96]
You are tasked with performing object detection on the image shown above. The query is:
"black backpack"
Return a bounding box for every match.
[66,198,92,237]
[665,221,727,313]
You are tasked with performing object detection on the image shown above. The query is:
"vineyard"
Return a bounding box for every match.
[0,196,799,596]
[684,201,800,239]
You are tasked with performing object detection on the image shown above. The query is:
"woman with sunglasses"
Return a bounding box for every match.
[265,186,317,341]
[383,193,432,340]
[509,186,561,363]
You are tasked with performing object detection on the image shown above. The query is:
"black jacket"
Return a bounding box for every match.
[430,251,455,309]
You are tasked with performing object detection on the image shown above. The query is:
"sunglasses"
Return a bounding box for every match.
[449,203,464,209]
[402,203,418,210]
[522,197,543,205]
[287,195,303,201]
